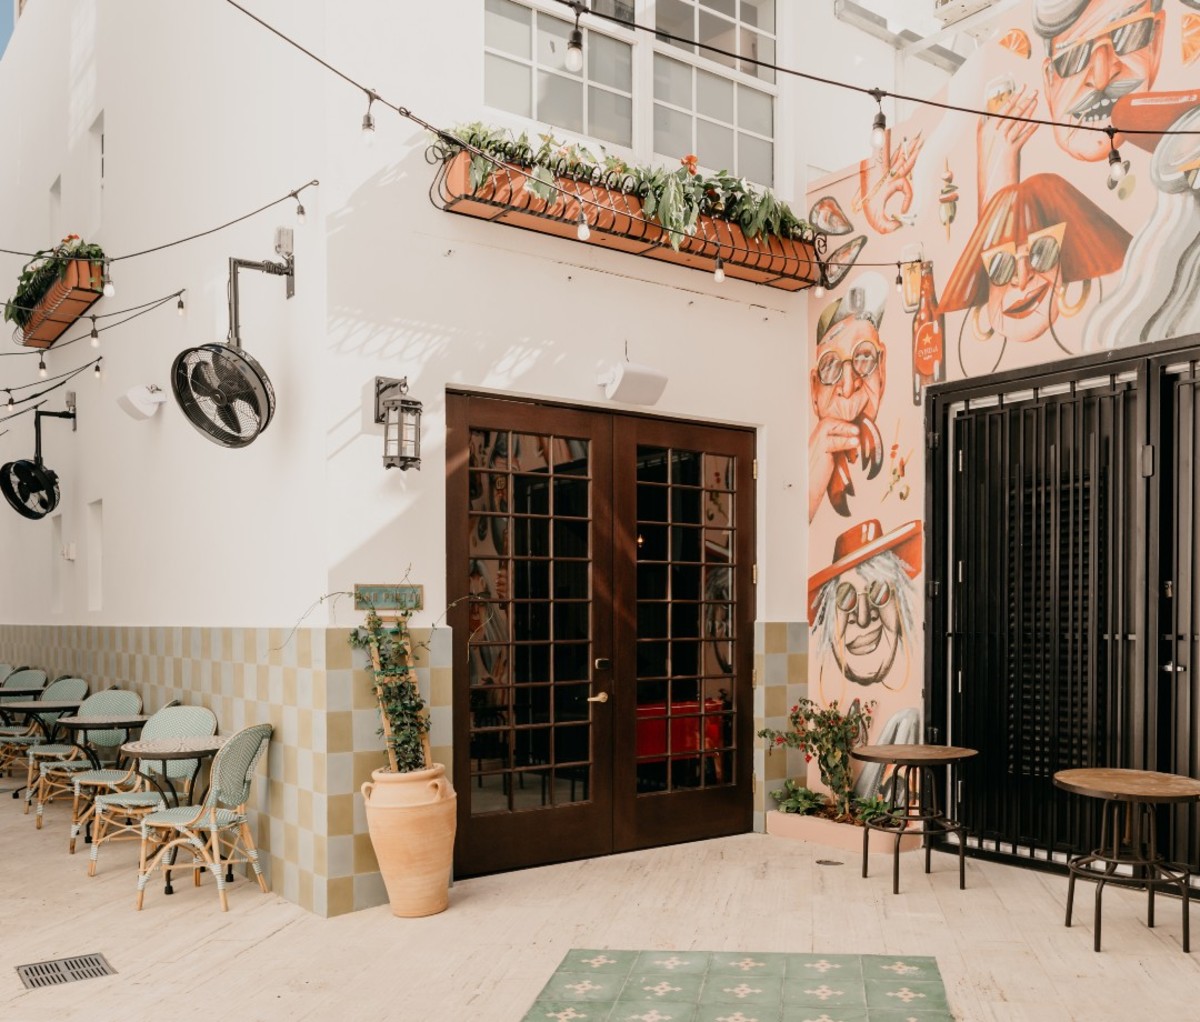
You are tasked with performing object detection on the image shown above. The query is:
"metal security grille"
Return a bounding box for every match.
[16,954,116,989]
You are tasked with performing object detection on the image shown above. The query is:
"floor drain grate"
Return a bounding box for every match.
[16,954,116,989]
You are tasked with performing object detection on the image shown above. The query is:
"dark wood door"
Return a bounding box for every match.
[448,393,755,876]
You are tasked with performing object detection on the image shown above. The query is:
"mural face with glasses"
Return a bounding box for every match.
[1035,0,1165,161]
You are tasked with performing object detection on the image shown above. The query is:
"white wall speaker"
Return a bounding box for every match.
[597,361,668,406]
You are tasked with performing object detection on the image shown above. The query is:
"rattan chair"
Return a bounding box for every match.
[0,674,81,777]
[30,689,141,826]
[86,704,217,871]
[136,723,272,911]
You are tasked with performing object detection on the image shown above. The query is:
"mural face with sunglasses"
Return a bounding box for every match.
[983,221,1066,345]
[1037,0,1165,162]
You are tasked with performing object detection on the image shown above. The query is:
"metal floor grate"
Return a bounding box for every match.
[16,953,116,989]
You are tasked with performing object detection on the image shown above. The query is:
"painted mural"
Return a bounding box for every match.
[805,0,1200,766]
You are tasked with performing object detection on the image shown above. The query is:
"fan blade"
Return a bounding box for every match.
[12,461,39,487]
[215,401,243,437]
[188,360,225,402]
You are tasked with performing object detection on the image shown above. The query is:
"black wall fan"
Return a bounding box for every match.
[0,401,76,520]
[172,241,293,448]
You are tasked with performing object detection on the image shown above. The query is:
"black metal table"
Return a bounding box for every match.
[1054,767,1200,952]
[851,743,978,894]
[0,700,83,743]
[57,714,151,767]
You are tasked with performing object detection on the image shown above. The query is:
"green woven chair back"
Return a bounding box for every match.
[141,705,218,780]
[2,668,47,694]
[75,689,143,748]
[43,676,87,701]
[206,723,272,810]
[0,664,11,682]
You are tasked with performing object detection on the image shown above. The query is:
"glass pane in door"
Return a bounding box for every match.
[634,445,736,794]
[468,429,593,813]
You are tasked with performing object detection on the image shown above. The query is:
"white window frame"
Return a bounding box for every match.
[482,0,790,197]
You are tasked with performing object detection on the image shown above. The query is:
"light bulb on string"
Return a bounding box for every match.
[362,90,377,145]
[576,210,591,241]
[93,359,102,380]
[895,264,903,294]
[177,294,186,316]
[869,88,887,150]
[713,256,726,284]
[293,192,306,224]
[1105,127,1128,185]
[814,281,826,298]
[565,2,585,73]
[4,390,12,411]
[38,356,47,379]
[90,316,100,348]
[101,263,115,298]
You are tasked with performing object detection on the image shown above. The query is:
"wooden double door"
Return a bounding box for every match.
[447,393,755,876]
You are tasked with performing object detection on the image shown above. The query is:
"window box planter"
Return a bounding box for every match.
[12,258,105,349]
[435,150,821,291]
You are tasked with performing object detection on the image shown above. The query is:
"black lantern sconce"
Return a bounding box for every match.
[374,376,422,470]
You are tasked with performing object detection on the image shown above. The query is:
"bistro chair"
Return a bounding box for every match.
[29,688,141,826]
[136,723,272,911]
[87,704,217,873]
[0,667,48,713]
[0,674,82,776]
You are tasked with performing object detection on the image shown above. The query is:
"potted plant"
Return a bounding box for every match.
[758,698,877,821]
[4,234,107,348]
[350,604,456,917]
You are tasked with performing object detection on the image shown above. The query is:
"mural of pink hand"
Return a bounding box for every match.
[856,130,924,235]
[976,83,1039,214]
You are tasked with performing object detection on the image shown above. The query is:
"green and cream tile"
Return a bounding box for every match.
[525,952,955,1022]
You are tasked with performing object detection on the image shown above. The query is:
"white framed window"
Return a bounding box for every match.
[484,0,634,148]
[482,0,777,187]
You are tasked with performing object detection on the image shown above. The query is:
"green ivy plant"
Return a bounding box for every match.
[769,779,825,816]
[432,122,814,252]
[4,234,107,329]
[348,606,430,773]
[853,795,900,827]
[758,698,875,820]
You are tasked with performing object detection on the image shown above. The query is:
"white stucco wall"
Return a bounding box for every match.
[0,0,903,631]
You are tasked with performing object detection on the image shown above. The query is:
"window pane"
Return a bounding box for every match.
[696,69,734,123]
[740,0,775,33]
[654,104,692,159]
[739,133,773,187]
[538,71,584,134]
[537,14,577,76]
[657,0,696,54]
[653,53,692,108]
[702,0,736,15]
[485,53,532,118]
[740,28,775,83]
[589,32,632,92]
[590,87,633,147]
[738,85,773,136]
[697,120,734,173]
[698,10,737,70]
[485,0,532,59]
[593,0,635,26]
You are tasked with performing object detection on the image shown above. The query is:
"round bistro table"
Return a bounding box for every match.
[851,743,978,894]
[57,714,151,767]
[1054,767,1200,952]
[0,700,84,743]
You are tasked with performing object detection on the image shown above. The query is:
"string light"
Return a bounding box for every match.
[574,209,591,241]
[94,358,102,379]
[177,294,186,316]
[37,356,47,379]
[869,88,887,150]
[895,263,903,294]
[90,316,100,347]
[563,1,586,73]
[4,390,12,411]
[1106,126,1129,185]
[713,256,725,284]
[362,90,377,145]
[292,190,306,224]
[101,263,116,298]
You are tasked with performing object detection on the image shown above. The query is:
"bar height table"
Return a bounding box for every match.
[851,743,978,894]
[1054,767,1200,952]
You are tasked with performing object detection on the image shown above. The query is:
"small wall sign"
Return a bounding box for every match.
[353,584,424,612]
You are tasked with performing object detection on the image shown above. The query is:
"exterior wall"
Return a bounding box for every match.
[0,622,451,916]
[804,0,1200,778]
[0,0,914,908]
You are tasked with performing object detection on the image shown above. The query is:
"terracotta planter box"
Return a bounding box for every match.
[765,809,924,855]
[16,259,105,349]
[437,151,818,290]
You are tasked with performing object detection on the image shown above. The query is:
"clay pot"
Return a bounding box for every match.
[362,763,457,917]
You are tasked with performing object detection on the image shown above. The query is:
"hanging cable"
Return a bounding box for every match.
[0,399,46,424]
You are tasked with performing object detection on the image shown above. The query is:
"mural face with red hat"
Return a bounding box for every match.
[808,520,923,691]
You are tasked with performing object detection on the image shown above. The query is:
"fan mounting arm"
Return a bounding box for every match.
[33,407,77,466]
[228,252,295,350]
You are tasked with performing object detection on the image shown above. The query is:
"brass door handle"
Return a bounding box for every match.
[586,692,609,703]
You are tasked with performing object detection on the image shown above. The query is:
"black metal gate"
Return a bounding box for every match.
[926,338,1200,872]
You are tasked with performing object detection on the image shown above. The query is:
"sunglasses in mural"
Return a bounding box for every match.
[1049,12,1158,79]
[815,339,881,387]
[834,579,893,614]
[981,223,1066,287]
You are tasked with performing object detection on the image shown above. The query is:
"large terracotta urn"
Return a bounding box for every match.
[362,763,457,917]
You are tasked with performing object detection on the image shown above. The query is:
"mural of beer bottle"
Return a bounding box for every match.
[911,260,944,406]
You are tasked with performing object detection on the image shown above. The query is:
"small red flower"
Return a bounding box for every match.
[804,753,813,762]
[775,735,786,745]
[681,153,699,175]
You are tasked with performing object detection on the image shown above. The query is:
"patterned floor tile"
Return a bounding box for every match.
[524,951,952,1022]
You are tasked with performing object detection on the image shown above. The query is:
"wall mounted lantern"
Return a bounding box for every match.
[374,376,421,471]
